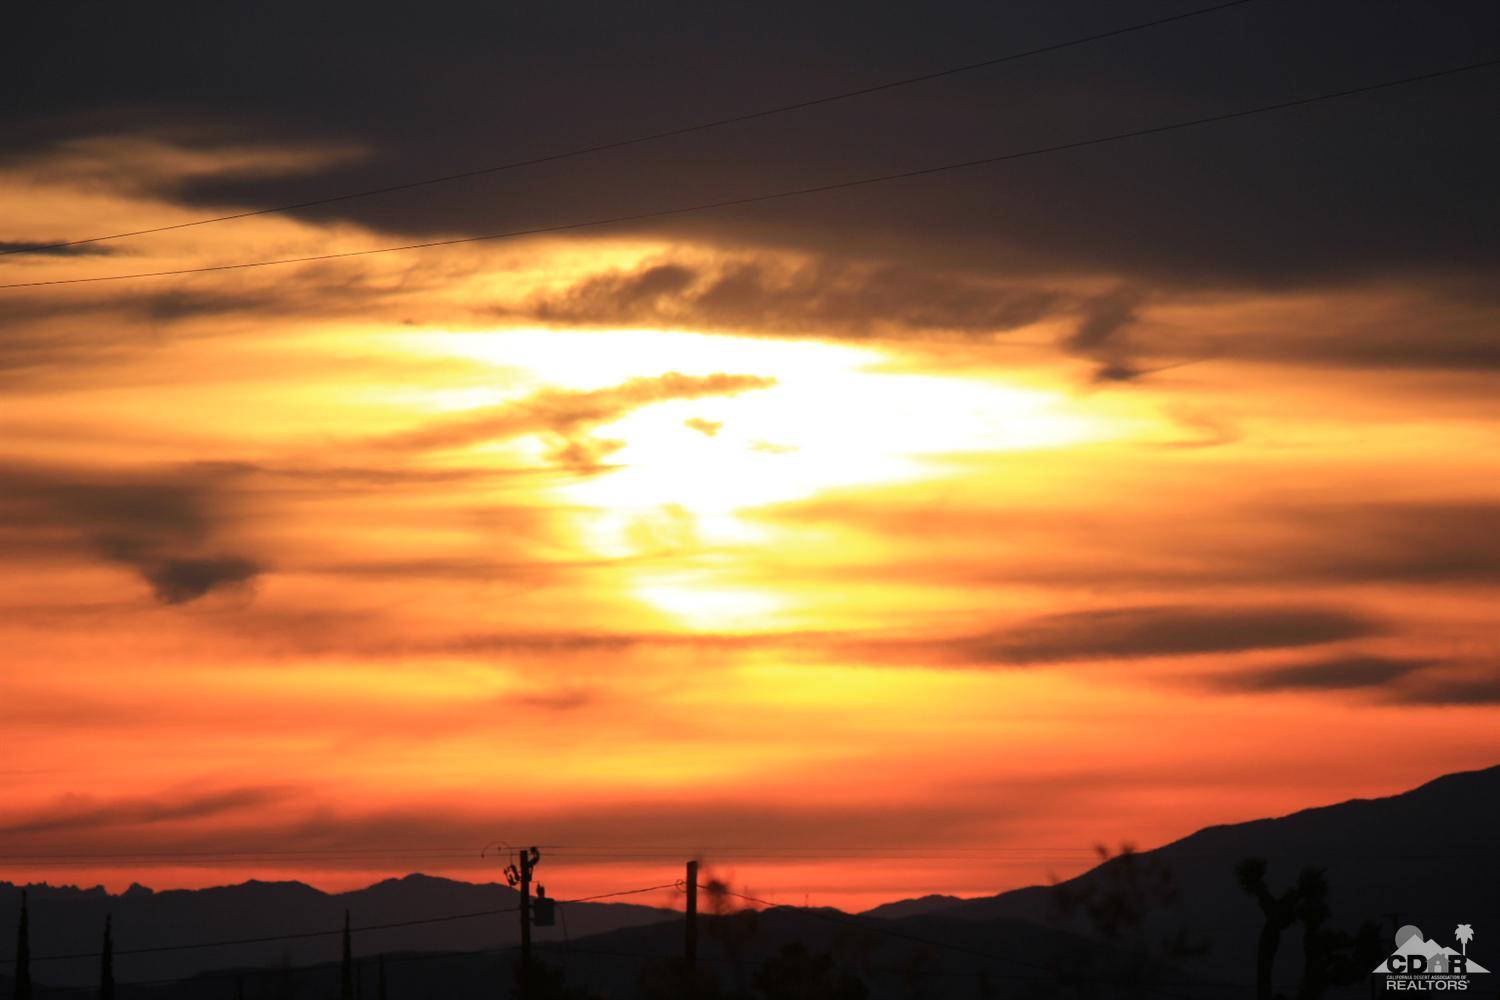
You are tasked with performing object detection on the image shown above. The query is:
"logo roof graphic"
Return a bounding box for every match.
[1374,925,1490,975]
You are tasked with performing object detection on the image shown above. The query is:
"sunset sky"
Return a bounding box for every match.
[2,0,1498,912]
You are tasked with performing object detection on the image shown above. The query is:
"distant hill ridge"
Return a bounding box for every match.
[865,763,1500,987]
[5,764,1497,992]
[0,872,672,989]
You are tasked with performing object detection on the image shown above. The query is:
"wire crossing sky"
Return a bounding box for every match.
[0,0,1263,257]
[4,53,1496,290]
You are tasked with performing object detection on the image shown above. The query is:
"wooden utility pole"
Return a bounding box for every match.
[519,850,532,973]
[506,846,540,1000]
[685,860,699,971]
[15,889,32,1000]
[100,914,114,1000]
[341,910,354,1000]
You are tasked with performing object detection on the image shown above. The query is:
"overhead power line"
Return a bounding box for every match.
[0,876,1239,998]
[0,883,678,966]
[1,54,1495,292]
[1,906,519,965]
[0,0,1263,257]
[557,883,683,905]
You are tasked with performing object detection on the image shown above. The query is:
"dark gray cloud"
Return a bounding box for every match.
[0,462,263,603]
[1384,666,1500,706]
[1,2,1496,390]
[1207,654,1437,692]
[1208,289,1500,372]
[1065,286,1144,369]
[0,316,142,382]
[497,256,1238,380]
[0,786,292,836]
[501,256,1062,338]
[1282,503,1500,585]
[0,269,416,329]
[759,497,1500,591]
[363,607,1373,671]
[1219,655,1500,710]
[4,0,1496,293]
[1059,286,1221,382]
[855,604,1379,667]
[137,554,262,605]
[0,240,116,257]
[0,781,997,861]
[0,255,498,388]
[1392,677,1500,707]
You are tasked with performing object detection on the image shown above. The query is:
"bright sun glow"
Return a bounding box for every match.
[386,327,1112,627]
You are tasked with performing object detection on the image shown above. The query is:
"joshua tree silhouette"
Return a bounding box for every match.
[1052,844,1209,1000]
[1237,859,1382,1000]
[1292,869,1381,1000]
[1236,858,1303,1000]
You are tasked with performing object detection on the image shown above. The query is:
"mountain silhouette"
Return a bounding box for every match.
[866,763,1500,988]
[0,905,1120,1000]
[856,893,966,920]
[6,764,1497,995]
[0,873,671,989]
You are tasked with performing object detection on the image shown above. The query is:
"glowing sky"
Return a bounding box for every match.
[2,0,1498,912]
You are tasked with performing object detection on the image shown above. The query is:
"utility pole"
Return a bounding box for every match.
[520,850,532,979]
[100,914,114,1000]
[685,860,699,972]
[15,888,31,1000]
[340,909,355,1000]
[505,847,541,1000]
